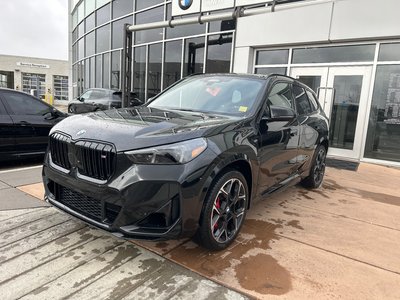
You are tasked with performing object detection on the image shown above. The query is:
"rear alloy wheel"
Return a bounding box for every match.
[198,170,248,250]
[301,145,327,189]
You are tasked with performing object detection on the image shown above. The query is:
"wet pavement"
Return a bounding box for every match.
[1,162,400,299]
[0,165,246,300]
[135,163,400,299]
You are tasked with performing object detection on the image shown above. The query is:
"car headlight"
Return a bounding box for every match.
[125,138,207,164]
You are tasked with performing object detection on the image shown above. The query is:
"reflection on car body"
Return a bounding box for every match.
[43,74,329,250]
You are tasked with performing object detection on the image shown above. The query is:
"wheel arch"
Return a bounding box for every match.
[198,155,255,224]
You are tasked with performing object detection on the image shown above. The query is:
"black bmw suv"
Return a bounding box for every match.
[43,74,329,250]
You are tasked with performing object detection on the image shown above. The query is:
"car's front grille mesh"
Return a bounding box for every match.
[49,133,116,181]
[75,141,115,181]
[50,133,71,170]
[58,184,102,222]
[55,183,121,224]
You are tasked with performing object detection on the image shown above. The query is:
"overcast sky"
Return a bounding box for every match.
[0,0,68,61]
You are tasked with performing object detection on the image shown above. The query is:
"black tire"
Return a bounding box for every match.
[301,145,327,189]
[197,170,248,251]
[68,105,74,113]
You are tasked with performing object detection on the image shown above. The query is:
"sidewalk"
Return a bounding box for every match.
[1,163,400,299]
[0,166,246,300]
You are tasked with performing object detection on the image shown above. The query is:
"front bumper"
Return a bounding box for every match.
[42,148,217,240]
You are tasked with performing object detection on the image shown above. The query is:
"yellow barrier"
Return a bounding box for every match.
[44,94,54,105]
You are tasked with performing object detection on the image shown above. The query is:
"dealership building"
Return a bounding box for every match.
[69,0,400,166]
[0,54,69,103]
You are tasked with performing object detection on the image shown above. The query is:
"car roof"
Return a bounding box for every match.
[84,88,118,93]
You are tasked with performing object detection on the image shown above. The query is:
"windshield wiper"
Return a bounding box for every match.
[174,108,196,112]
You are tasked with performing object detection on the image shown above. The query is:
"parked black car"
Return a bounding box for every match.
[0,88,67,162]
[68,88,142,114]
[43,74,329,250]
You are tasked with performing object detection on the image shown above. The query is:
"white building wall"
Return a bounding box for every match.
[233,47,254,73]
[330,0,400,42]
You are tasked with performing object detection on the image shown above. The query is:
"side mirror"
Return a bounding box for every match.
[77,97,84,102]
[51,108,60,117]
[44,108,59,120]
[268,106,296,121]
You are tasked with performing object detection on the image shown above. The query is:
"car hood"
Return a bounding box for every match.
[50,107,240,151]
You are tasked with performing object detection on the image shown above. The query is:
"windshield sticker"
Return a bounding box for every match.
[206,87,221,97]
[239,106,248,112]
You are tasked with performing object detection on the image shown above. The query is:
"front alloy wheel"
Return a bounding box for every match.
[211,178,246,243]
[198,170,248,250]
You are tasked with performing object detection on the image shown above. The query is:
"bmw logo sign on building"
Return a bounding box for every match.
[179,0,193,10]
[172,0,200,16]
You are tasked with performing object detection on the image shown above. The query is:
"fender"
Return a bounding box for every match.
[190,144,259,231]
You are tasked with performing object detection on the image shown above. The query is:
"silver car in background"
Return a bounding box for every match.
[68,88,142,114]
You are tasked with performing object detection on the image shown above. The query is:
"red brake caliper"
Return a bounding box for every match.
[214,197,221,230]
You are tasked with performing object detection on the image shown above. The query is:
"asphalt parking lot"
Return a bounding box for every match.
[0,162,399,299]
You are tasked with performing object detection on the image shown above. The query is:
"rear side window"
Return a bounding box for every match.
[267,82,294,109]
[89,90,108,100]
[1,91,51,115]
[80,90,92,100]
[293,85,312,115]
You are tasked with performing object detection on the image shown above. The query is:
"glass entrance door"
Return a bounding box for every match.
[290,67,329,110]
[291,66,372,160]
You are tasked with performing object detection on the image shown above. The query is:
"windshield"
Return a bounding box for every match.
[147,76,264,116]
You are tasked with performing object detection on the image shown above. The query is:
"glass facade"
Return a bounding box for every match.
[22,73,46,99]
[365,43,400,162]
[254,42,400,164]
[329,75,363,150]
[71,1,400,164]
[71,0,234,101]
[292,45,375,64]
[0,71,14,89]
[53,75,69,101]
[0,74,7,88]
[365,65,400,162]
[254,49,288,75]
